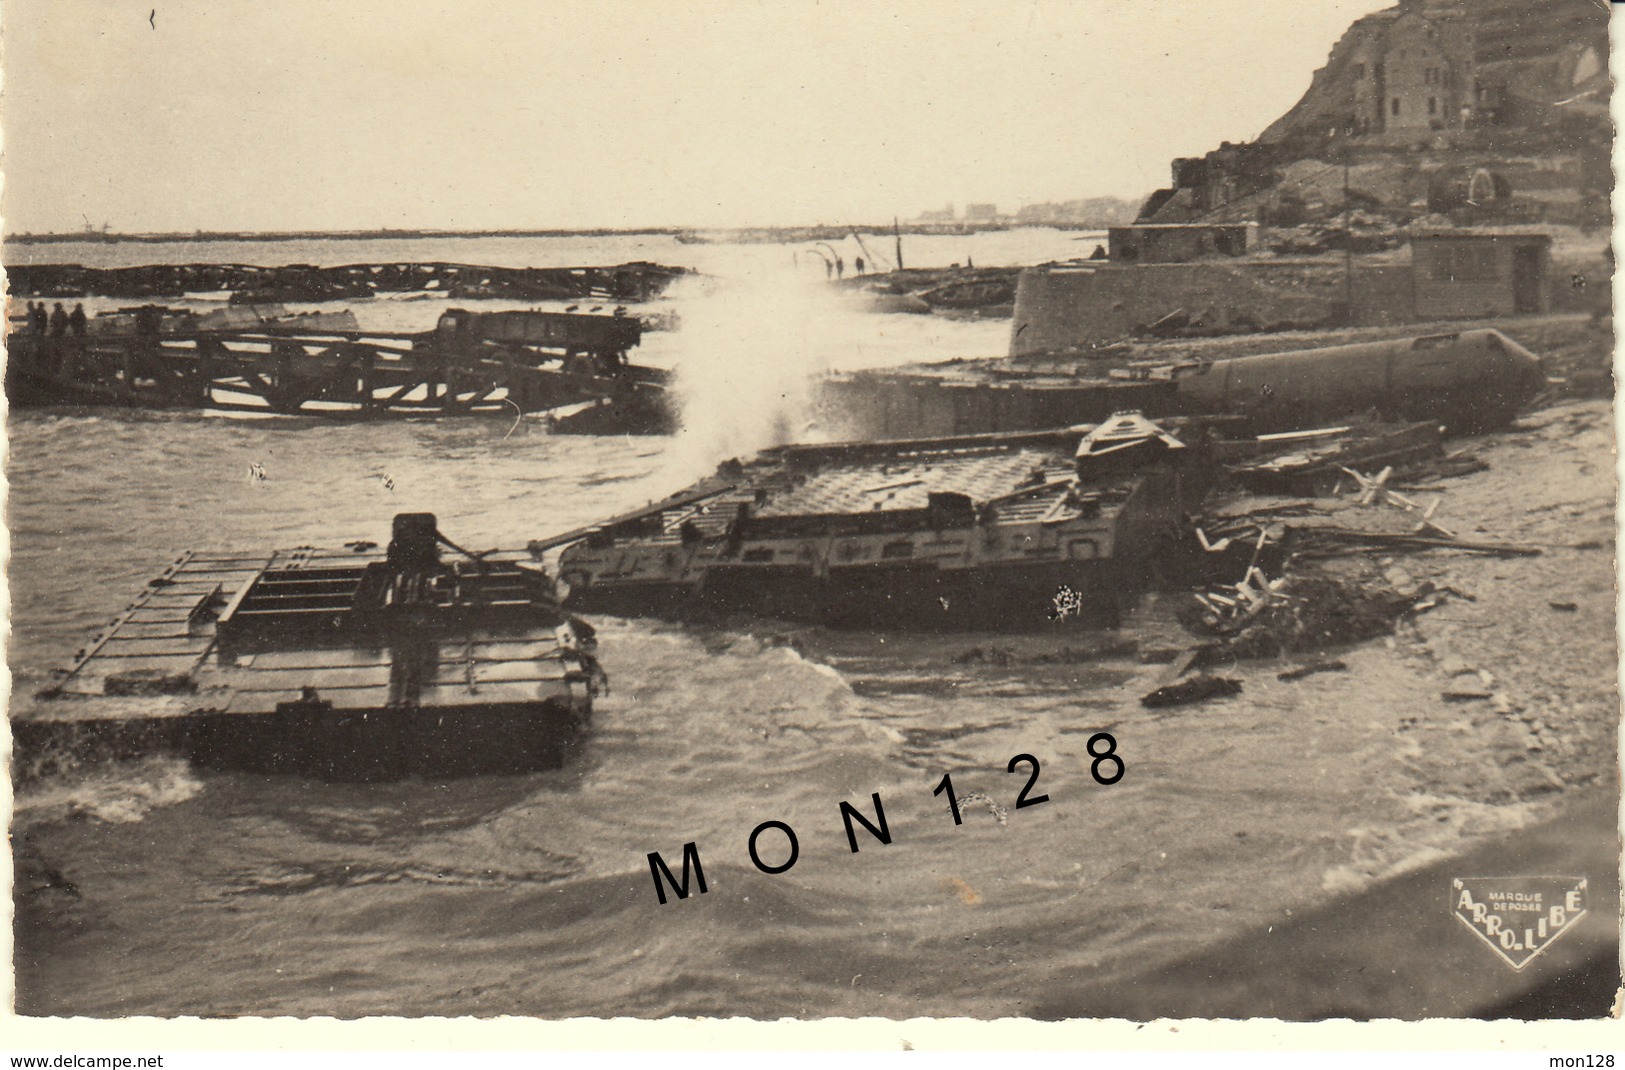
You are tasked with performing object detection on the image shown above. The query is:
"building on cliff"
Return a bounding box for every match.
[1135,0,1609,226]
[1275,0,1477,142]
[1262,0,1608,146]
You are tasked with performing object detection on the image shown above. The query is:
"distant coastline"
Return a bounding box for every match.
[4,220,1116,246]
[6,226,687,246]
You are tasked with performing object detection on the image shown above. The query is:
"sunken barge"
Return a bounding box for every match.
[6,307,674,431]
[12,514,605,782]
[546,413,1206,630]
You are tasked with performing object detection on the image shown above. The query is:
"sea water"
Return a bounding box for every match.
[6,229,1592,1017]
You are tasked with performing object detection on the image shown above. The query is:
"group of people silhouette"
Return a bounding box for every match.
[819,254,866,279]
[23,300,87,338]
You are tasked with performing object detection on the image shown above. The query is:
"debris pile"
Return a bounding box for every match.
[1224,422,1444,497]
[840,266,1021,318]
[1179,566,1448,659]
[1264,213,1403,256]
[1138,420,1546,708]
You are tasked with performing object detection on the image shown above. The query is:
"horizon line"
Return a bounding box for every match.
[3,219,1124,243]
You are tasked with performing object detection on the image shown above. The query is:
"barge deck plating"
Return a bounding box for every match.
[14,514,604,782]
[552,413,1206,629]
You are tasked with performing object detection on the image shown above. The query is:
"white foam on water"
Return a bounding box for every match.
[13,756,204,827]
[653,260,882,486]
[1320,792,1550,895]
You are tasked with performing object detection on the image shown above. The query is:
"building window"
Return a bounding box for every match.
[1392,97,1401,116]
[1353,63,1366,79]
[1428,97,1438,115]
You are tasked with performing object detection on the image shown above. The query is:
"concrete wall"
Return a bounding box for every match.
[1010,246,1560,355]
[1412,238,1550,319]
[1010,262,1346,355]
[1350,264,1417,325]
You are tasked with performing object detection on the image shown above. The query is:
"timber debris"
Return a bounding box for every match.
[838,266,1020,318]
[1139,413,1549,704]
[1142,674,1242,709]
[1276,659,1348,681]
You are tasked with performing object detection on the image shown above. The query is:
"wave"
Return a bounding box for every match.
[12,755,203,827]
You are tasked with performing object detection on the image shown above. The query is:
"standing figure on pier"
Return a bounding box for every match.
[69,303,88,338]
[48,302,68,337]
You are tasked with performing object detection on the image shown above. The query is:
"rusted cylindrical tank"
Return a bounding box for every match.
[1170,328,1546,432]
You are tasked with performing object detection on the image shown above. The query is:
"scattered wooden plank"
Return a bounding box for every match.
[1278,659,1348,681]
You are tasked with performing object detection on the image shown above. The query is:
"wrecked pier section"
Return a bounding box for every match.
[12,514,605,783]
[9,260,688,304]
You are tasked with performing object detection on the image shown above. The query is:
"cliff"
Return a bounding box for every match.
[1261,0,1609,146]
[1135,0,1610,229]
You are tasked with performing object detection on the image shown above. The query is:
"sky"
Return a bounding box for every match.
[1,0,1391,234]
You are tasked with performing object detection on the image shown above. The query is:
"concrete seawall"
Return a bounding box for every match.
[1010,260,1348,356]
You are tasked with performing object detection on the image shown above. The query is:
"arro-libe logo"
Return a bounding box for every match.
[1452,875,1587,970]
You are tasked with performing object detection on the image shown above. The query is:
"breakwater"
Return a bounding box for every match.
[8,260,689,304]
